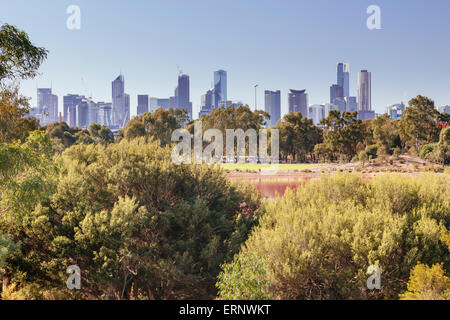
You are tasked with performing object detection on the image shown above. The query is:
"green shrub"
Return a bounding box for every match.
[217,174,450,300]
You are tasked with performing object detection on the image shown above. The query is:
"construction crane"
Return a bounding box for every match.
[176,65,183,76]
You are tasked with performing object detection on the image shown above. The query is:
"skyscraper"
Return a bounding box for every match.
[330,84,343,104]
[358,70,371,111]
[37,88,58,124]
[265,90,281,126]
[98,102,112,127]
[337,63,350,97]
[125,93,130,124]
[175,74,192,119]
[137,95,149,115]
[63,94,84,125]
[288,89,308,117]
[112,74,126,128]
[213,70,227,109]
[199,89,214,117]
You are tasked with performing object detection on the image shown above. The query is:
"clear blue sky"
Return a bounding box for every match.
[2,0,450,119]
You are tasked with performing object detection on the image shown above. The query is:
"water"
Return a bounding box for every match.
[228,176,310,199]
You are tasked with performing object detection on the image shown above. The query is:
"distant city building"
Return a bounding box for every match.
[439,105,450,114]
[358,110,375,120]
[330,84,343,104]
[333,97,347,113]
[358,70,372,112]
[308,104,325,126]
[37,88,58,125]
[288,89,308,117]
[86,99,98,127]
[98,102,112,127]
[175,74,192,119]
[137,95,149,115]
[387,103,406,120]
[63,94,85,126]
[345,96,358,112]
[125,93,130,124]
[213,70,227,109]
[265,90,281,126]
[112,74,126,128]
[218,100,243,109]
[337,63,350,98]
[198,89,214,117]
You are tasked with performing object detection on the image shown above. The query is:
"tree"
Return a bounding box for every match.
[122,108,188,146]
[88,123,114,145]
[315,111,364,162]
[371,114,401,155]
[399,95,440,154]
[436,127,450,165]
[0,85,40,143]
[0,24,48,83]
[275,112,322,162]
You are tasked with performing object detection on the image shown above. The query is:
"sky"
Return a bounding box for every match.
[1,0,450,119]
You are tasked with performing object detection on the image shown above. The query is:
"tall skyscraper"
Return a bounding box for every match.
[265,90,281,126]
[337,63,350,98]
[137,95,149,115]
[358,70,371,111]
[213,70,227,109]
[175,74,192,119]
[330,84,343,104]
[37,88,58,124]
[112,74,126,128]
[288,89,308,117]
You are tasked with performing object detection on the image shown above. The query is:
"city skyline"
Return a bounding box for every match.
[3,0,450,119]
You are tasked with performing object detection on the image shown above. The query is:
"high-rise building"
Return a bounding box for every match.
[358,70,371,111]
[37,88,58,124]
[288,89,308,117]
[308,104,325,126]
[199,89,214,117]
[63,94,85,125]
[125,93,130,124]
[330,84,343,104]
[137,95,149,116]
[213,70,227,109]
[345,96,358,112]
[98,102,112,127]
[265,90,281,126]
[337,63,350,98]
[175,74,192,119]
[112,74,126,128]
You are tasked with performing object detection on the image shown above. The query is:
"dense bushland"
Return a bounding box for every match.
[0,137,261,299]
[217,174,450,300]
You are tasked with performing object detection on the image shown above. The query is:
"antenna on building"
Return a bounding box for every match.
[176,65,183,75]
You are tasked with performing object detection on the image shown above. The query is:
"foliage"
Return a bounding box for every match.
[0,24,48,83]
[399,263,450,300]
[123,108,188,146]
[275,112,322,162]
[399,96,440,154]
[314,111,364,162]
[0,84,40,143]
[217,174,450,300]
[1,137,261,299]
[216,253,271,300]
